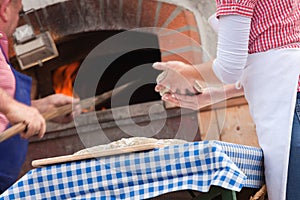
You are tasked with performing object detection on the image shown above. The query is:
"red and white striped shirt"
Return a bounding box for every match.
[215,0,300,90]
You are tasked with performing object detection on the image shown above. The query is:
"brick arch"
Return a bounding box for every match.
[10,0,203,64]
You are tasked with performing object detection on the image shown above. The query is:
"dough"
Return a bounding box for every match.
[74,137,187,155]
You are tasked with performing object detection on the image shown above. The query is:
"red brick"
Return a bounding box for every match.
[158,31,201,51]
[165,10,187,30]
[157,3,177,27]
[161,50,204,64]
[183,10,198,27]
[179,30,201,44]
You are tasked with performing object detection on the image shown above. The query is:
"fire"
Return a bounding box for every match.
[52,61,80,97]
[52,61,106,112]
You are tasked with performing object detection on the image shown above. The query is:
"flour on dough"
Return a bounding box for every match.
[74,137,188,155]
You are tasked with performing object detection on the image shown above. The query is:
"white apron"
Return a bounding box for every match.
[241,48,300,200]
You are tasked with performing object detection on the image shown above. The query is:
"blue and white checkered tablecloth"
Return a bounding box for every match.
[0,140,264,200]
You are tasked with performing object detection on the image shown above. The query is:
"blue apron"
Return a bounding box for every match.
[0,51,32,193]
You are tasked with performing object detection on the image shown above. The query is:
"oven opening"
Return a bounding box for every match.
[51,30,162,110]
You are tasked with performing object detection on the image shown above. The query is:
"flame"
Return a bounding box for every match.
[52,61,80,97]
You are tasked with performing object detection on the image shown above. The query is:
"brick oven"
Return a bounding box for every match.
[7,0,212,176]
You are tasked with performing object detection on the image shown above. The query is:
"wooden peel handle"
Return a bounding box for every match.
[0,122,27,142]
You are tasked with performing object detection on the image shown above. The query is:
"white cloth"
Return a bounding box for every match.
[241,48,300,200]
[212,15,251,84]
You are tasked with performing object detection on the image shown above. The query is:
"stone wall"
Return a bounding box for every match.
[21,0,217,58]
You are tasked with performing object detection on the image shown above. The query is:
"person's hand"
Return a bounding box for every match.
[32,94,81,124]
[160,84,244,110]
[4,101,46,139]
[153,61,203,96]
[161,88,223,110]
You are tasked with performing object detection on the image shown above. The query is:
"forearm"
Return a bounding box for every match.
[0,88,46,139]
[212,15,251,84]
[32,94,75,114]
[195,60,223,87]
[223,84,244,99]
[32,94,80,124]
[0,87,22,115]
[31,99,47,113]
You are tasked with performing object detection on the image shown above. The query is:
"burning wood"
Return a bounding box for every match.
[52,61,80,97]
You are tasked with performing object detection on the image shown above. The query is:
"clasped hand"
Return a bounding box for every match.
[152,61,231,110]
[153,61,203,96]
[5,94,81,139]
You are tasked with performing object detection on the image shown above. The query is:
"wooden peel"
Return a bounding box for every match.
[0,82,133,143]
[32,143,164,167]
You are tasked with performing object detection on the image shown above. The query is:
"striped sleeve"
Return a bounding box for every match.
[215,0,258,18]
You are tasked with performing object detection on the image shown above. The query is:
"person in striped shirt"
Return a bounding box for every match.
[153,1,300,199]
